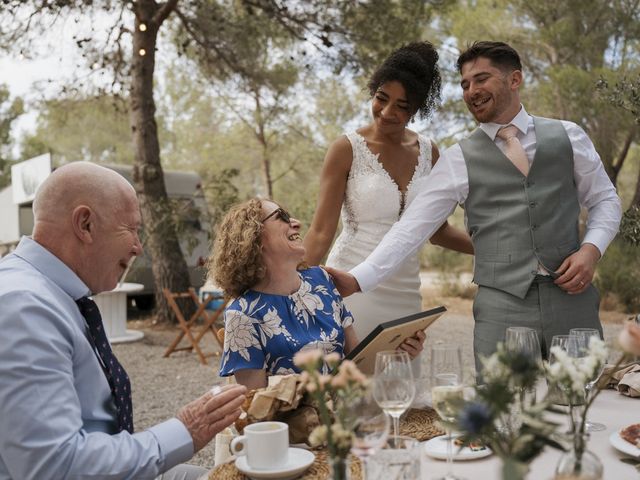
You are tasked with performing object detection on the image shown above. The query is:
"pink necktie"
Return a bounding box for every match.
[496,125,529,176]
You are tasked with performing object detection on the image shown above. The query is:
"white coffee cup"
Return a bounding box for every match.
[230,421,289,470]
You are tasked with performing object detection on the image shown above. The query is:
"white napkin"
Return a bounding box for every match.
[214,428,235,466]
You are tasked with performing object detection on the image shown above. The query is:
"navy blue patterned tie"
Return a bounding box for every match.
[77,296,134,433]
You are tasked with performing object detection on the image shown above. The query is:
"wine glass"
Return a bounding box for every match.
[431,344,465,480]
[505,327,543,365]
[547,334,572,405]
[372,351,415,444]
[568,328,606,432]
[347,388,390,480]
[505,326,542,405]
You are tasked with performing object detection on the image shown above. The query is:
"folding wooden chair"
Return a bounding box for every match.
[163,287,226,365]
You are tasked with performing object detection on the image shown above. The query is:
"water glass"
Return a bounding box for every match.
[568,328,606,432]
[368,435,420,480]
[430,344,465,480]
[348,388,389,480]
[547,335,573,405]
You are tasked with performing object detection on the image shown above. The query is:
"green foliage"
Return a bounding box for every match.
[0,84,24,188]
[21,95,135,166]
[619,206,640,246]
[336,0,454,75]
[594,239,640,312]
[201,167,240,236]
[597,76,640,124]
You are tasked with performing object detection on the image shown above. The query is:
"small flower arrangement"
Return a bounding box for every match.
[546,337,608,434]
[451,345,562,480]
[293,349,368,479]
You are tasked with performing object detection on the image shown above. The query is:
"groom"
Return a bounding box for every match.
[327,41,622,370]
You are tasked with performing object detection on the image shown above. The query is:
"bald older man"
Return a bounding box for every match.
[0,162,246,480]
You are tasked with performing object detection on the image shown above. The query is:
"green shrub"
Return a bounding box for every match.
[594,239,640,313]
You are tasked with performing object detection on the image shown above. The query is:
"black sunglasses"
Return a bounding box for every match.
[261,207,291,224]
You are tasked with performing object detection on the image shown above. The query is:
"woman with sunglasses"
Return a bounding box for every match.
[210,198,425,389]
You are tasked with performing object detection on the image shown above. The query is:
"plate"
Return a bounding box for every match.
[423,435,492,461]
[609,431,640,458]
[235,447,315,480]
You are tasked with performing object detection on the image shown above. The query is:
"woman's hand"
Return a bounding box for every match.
[397,329,426,360]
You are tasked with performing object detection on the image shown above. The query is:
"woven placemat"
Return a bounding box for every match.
[399,406,445,441]
[207,407,443,479]
[207,450,362,480]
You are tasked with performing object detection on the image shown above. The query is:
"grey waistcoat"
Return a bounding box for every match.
[460,116,580,299]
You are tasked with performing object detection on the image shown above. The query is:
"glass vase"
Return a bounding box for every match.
[554,433,603,480]
[501,457,529,480]
[328,455,350,480]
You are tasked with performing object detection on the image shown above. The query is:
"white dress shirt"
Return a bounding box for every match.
[351,106,622,293]
[0,237,194,479]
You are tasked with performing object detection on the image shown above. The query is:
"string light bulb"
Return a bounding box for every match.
[139,48,146,56]
[139,23,147,32]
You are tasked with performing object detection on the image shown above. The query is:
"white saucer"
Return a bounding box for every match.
[235,447,315,480]
[423,435,492,461]
[609,431,640,458]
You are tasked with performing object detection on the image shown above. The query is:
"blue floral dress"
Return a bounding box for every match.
[219,267,354,377]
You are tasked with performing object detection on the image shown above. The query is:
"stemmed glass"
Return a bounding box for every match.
[505,327,542,406]
[372,351,415,444]
[347,388,390,480]
[430,344,464,480]
[568,328,606,432]
[505,327,543,366]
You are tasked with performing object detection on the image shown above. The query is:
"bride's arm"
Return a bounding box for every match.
[303,136,353,265]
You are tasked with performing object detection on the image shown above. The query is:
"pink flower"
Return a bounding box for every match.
[618,322,640,357]
[324,352,341,366]
[293,349,323,368]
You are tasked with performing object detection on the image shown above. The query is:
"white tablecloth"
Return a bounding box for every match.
[421,389,639,479]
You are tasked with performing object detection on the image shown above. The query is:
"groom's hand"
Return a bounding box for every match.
[322,266,361,297]
[554,243,600,295]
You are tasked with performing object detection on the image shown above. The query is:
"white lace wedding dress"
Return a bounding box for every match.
[326,131,433,340]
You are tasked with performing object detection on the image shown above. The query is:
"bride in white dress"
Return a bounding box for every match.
[304,42,473,340]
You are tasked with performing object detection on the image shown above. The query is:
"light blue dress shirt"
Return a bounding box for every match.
[0,237,194,479]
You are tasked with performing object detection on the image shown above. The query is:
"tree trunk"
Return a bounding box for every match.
[631,164,640,208]
[130,0,192,323]
[253,91,273,198]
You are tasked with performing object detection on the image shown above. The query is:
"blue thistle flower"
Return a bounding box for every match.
[459,401,493,435]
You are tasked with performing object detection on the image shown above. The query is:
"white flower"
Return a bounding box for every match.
[292,280,324,327]
[480,351,510,382]
[309,425,328,447]
[261,307,291,339]
[224,310,259,362]
[331,301,342,326]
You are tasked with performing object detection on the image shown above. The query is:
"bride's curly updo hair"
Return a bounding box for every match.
[367,41,442,120]
[209,198,267,298]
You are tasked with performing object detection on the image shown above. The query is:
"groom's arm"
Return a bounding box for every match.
[348,150,464,294]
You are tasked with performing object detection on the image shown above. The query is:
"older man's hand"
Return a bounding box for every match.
[177,384,247,453]
[322,266,361,297]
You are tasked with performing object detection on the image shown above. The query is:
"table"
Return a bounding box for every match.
[93,282,144,344]
[209,389,638,479]
[422,388,638,479]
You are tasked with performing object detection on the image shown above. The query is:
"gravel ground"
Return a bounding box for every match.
[114,301,625,470]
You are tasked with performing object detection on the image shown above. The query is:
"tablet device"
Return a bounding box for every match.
[345,306,446,375]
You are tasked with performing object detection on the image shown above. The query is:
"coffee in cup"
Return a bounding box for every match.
[230,421,289,470]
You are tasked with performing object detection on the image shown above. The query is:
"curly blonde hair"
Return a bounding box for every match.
[209,198,267,298]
